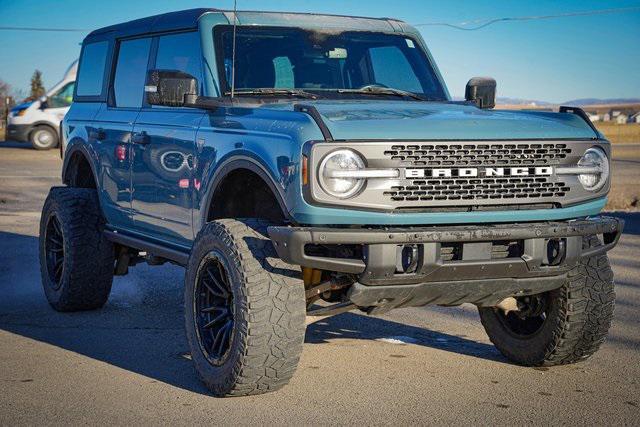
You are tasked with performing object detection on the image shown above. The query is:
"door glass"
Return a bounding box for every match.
[154,32,203,97]
[76,41,108,97]
[113,38,151,108]
[48,82,75,108]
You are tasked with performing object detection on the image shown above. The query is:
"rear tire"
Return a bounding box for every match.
[184,218,306,397]
[39,187,114,311]
[479,235,615,366]
[30,126,58,150]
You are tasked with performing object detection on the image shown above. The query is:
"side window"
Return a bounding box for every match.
[113,37,151,108]
[154,32,203,94]
[368,46,423,93]
[48,82,75,108]
[76,41,108,97]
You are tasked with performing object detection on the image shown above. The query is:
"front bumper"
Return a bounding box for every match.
[269,216,623,307]
[6,124,31,142]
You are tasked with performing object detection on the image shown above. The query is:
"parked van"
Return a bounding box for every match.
[7,60,77,150]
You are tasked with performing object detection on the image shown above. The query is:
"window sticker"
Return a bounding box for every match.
[405,38,416,48]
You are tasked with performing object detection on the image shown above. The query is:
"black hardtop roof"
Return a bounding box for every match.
[85,8,405,41]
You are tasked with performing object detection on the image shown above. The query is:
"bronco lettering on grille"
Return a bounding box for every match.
[404,167,553,178]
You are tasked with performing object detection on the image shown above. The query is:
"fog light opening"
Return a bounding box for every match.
[544,238,566,266]
[396,244,419,274]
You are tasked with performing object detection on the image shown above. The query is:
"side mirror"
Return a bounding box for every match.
[145,69,198,107]
[38,95,48,110]
[465,77,496,109]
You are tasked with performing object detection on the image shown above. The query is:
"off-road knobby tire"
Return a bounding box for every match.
[184,218,306,397]
[478,235,615,366]
[39,187,114,311]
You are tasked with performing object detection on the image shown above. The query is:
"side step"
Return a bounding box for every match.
[104,230,190,267]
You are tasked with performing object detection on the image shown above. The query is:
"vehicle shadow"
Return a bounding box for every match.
[0,140,32,149]
[607,211,640,236]
[0,230,512,395]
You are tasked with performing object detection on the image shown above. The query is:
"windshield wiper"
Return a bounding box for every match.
[335,85,425,101]
[223,88,318,99]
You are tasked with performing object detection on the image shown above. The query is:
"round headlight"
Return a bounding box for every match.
[318,149,365,198]
[578,147,609,191]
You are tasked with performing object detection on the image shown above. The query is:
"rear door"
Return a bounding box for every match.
[130,31,205,247]
[92,36,152,229]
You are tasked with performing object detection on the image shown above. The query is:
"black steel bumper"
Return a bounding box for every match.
[269,216,623,308]
[6,124,31,142]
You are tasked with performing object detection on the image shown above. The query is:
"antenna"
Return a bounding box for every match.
[230,0,238,99]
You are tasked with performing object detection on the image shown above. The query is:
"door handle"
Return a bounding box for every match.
[131,131,150,145]
[90,128,106,141]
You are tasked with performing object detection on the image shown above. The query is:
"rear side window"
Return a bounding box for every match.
[76,41,108,97]
[154,32,203,91]
[113,37,151,108]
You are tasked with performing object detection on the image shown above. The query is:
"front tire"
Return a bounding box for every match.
[30,126,58,150]
[184,219,306,397]
[39,187,114,311]
[479,235,615,366]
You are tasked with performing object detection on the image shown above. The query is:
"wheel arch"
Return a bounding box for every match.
[62,143,100,189]
[200,156,291,229]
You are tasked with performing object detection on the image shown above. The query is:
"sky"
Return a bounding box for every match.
[0,0,639,103]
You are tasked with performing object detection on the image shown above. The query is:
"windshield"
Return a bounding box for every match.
[214,26,447,100]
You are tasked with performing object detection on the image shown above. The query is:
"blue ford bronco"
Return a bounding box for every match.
[40,8,623,396]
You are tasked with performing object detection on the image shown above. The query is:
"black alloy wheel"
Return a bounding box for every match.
[44,214,65,290]
[494,294,549,337]
[194,252,235,365]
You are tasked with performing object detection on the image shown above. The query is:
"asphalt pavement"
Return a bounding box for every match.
[0,140,638,425]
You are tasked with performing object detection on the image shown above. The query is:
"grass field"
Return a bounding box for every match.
[594,122,640,144]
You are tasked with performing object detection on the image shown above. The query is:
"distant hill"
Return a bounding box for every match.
[562,98,640,106]
[496,97,551,106]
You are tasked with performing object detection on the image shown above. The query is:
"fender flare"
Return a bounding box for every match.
[61,142,100,187]
[200,156,291,228]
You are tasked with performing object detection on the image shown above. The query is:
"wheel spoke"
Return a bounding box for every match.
[211,320,232,356]
[52,218,62,235]
[206,269,228,298]
[54,261,63,280]
[203,310,227,329]
[48,235,63,247]
[203,280,225,299]
[201,305,225,314]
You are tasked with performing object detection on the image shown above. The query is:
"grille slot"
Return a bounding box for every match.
[439,240,523,262]
[384,177,570,202]
[384,143,571,167]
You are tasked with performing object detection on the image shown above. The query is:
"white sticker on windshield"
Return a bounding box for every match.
[405,38,415,48]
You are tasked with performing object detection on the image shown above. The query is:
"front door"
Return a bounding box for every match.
[129,31,205,247]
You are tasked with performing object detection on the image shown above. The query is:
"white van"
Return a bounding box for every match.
[7,60,77,150]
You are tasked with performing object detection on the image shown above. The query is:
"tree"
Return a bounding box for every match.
[1,79,13,123]
[30,70,45,100]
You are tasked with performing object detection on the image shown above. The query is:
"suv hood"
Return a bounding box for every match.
[277,101,598,141]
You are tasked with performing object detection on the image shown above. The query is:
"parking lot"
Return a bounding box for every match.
[0,140,639,425]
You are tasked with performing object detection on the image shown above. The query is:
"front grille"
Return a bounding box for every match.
[383,143,572,167]
[381,142,574,206]
[384,176,570,203]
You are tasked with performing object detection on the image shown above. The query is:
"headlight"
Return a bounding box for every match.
[578,147,609,191]
[318,149,365,198]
